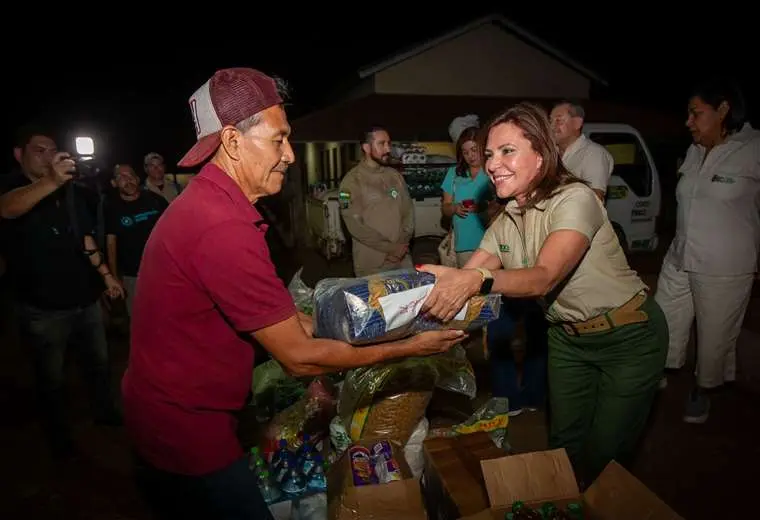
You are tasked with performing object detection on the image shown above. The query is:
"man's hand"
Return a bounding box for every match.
[48,152,76,187]
[103,274,125,299]
[417,264,482,322]
[387,243,409,263]
[407,329,467,356]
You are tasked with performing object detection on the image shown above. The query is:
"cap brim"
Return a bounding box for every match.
[178,132,222,168]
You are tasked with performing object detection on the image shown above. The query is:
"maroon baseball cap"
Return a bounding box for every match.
[178,68,283,168]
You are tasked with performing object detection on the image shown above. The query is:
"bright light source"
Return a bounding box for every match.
[75,137,95,156]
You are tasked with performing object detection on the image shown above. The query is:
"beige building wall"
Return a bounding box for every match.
[373,23,590,99]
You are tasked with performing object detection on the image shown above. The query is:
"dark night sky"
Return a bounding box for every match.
[3,7,757,173]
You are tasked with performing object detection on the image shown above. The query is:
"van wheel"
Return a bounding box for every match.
[613,224,629,256]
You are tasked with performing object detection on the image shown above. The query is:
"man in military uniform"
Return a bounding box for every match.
[339,127,414,276]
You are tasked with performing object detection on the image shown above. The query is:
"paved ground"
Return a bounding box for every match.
[1,236,757,519]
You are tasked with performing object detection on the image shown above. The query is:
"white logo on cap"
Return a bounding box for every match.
[188,79,223,140]
[190,99,201,136]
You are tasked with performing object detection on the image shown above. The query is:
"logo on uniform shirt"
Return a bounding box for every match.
[339,191,351,209]
[388,188,399,199]
[711,174,736,184]
[499,244,510,253]
[121,216,134,227]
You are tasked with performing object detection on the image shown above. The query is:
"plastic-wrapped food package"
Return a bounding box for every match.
[313,269,502,345]
[403,417,429,478]
[427,397,510,450]
[337,346,477,444]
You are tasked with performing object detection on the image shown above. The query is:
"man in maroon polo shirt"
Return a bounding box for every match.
[121,68,465,519]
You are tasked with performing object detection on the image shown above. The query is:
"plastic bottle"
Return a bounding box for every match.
[566,502,585,519]
[248,447,258,471]
[281,466,307,496]
[275,453,294,484]
[511,501,541,520]
[296,433,312,459]
[306,454,328,492]
[270,439,290,473]
[257,470,282,505]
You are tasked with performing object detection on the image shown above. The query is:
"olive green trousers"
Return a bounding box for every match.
[547,294,668,483]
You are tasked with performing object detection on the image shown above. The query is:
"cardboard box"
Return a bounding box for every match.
[421,432,506,520]
[327,439,427,520]
[461,449,683,520]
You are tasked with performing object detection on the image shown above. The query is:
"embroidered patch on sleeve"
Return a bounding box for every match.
[339,191,351,209]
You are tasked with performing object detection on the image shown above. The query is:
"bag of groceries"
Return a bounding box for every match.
[337,344,476,445]
[313,268,501,345]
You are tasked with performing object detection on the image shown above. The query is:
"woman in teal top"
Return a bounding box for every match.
[440,125,496,267]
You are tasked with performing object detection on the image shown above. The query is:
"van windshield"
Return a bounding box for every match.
[588,132,652,197]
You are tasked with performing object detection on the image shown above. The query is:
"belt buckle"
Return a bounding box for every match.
[562,323,578,336]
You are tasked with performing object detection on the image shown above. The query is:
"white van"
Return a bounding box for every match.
[583,123,661,253]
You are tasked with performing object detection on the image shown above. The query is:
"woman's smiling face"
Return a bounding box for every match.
[484,122,543,202]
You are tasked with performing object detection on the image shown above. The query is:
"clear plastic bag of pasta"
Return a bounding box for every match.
[338,345,476,444]
[312,268,501,345]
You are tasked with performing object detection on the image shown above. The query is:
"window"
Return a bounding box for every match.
[588,132,652,197]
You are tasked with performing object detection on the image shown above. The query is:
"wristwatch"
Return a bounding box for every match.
[475,267,494,295]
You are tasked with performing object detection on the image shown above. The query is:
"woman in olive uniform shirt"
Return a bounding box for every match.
[418,102,668,484]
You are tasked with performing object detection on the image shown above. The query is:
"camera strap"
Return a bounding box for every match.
[65,182,103,268]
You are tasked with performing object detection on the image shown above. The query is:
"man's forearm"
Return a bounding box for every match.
[106,237,119,279]
[0,178,59,219]
[287,337,419,376]
[83,235,113,280]
[108,258,118,279]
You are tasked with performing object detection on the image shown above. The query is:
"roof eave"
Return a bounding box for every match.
[357,13,608,87]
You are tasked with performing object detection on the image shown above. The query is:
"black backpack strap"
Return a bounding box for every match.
[66,182,103,268]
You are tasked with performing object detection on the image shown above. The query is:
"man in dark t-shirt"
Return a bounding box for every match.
[106,164,168,315]
[0,128,124,459]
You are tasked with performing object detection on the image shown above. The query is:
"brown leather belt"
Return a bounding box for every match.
[561,291,649,336]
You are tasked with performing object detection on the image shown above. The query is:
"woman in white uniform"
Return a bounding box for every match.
[655,79,760,424]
